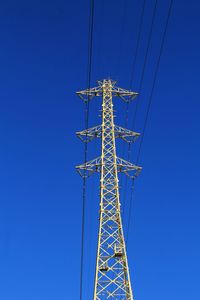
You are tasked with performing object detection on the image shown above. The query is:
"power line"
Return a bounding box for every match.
[126,178,135,244]
[129,0,146,89]
[121,0,147,216]
[123,0,158,228]
[79,0,95,299]
[136,0,174,164]
[126,0,174,247]
[131,0,158,131]
[114,0,129,79]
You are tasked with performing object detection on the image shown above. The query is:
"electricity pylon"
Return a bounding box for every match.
[76,79,142,300]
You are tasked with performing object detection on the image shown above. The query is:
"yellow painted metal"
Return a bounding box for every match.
[76,79,141,300]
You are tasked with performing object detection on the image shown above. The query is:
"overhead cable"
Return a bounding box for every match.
[79,0,95,300]
[126,0,174,247]
[123,0,158,230]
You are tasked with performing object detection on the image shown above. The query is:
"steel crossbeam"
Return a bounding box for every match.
[76,157,142,178]
[76,125,140,143]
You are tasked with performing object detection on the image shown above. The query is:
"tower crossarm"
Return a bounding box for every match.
[76,80,138,102]
[76,157,142,178]
[76,125,102,142]
[116,157,142,178]
[76,85,103,101]
[76,156,102,178]
[114,125,140,142]
[76,124,140,143]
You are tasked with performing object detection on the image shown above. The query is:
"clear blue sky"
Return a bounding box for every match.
[0,0,199,299]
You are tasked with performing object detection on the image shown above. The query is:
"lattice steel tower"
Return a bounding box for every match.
[76,79,142,300]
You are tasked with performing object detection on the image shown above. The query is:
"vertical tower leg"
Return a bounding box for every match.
[94,80,133,300]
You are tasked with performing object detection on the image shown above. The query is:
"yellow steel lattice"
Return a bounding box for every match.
[76,79,142,300]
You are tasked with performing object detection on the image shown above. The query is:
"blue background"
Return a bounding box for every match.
[0,0,199,299]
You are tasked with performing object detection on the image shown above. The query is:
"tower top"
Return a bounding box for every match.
[76,79,138,102]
